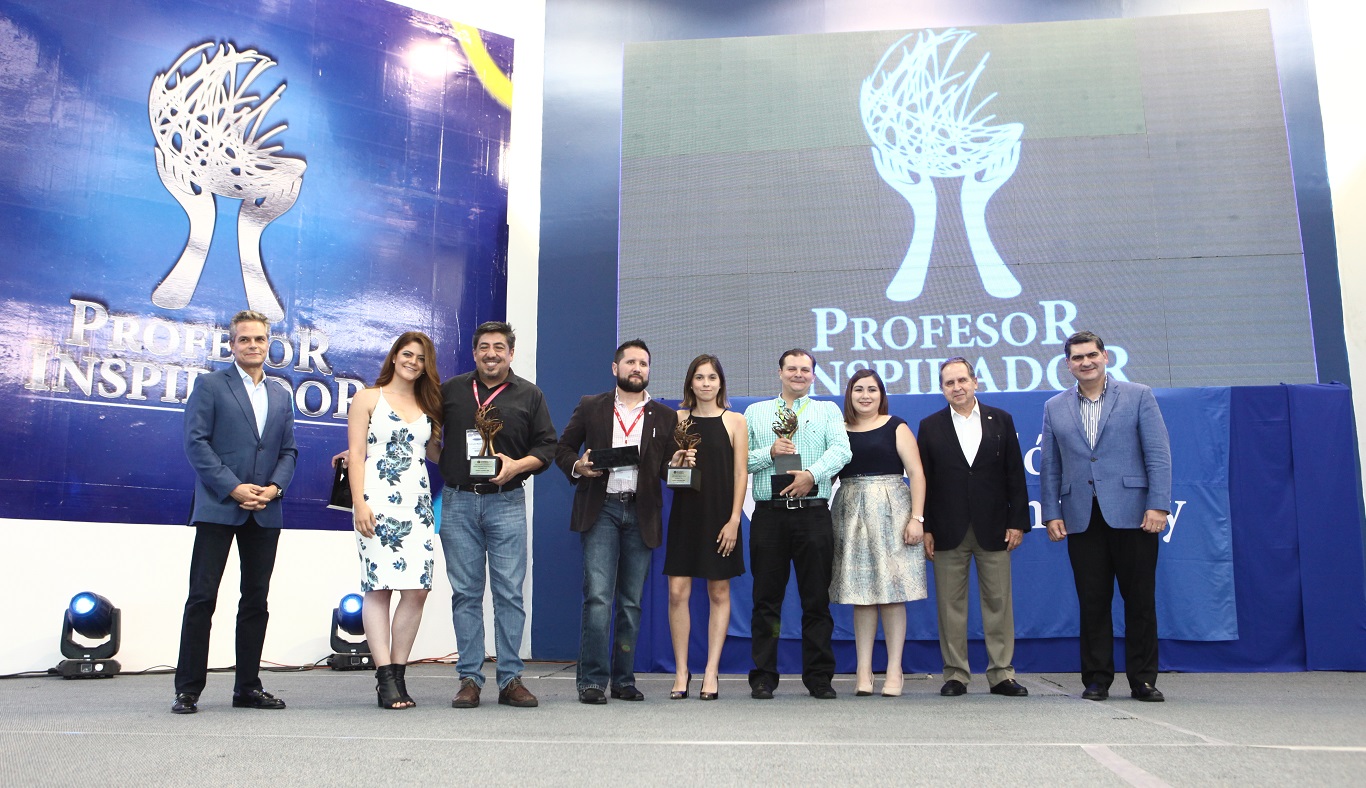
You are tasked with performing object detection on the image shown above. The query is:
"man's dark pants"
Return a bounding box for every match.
[175,515,280,695]
[1067,498,1160,690]
[748,504,836,691]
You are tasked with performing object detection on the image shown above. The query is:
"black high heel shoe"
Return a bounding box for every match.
[376,665,406,709]
[699,674,720,701]
[670,672,692,700]
[394,663,415,707]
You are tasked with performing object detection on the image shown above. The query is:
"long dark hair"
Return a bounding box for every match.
[842,368,888,425]
[681,354,728,410]
[375,331,444,440]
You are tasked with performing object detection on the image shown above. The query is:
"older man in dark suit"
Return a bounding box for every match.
[918,357,1030,698]
[556,339,678,704]
[172,310,297,714]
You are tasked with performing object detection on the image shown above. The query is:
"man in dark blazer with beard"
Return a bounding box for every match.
[556,339,678,704]
[918,357,1030,698]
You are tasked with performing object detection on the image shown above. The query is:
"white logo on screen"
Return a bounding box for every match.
[861,29,1022,302]
[147,42,306,322]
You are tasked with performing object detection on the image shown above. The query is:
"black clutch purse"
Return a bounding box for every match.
[328,460,353,512]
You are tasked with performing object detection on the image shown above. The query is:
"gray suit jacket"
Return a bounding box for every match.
[184,366,297,528]
[1039,375,1171,533]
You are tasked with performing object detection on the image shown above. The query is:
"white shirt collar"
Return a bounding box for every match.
[950,400,981,422]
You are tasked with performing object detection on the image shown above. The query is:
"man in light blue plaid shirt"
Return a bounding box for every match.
[743,349,852,700]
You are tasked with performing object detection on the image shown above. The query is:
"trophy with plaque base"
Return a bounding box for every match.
[470,404,503,480]
[666,417,703,491]
[770,405,803,493]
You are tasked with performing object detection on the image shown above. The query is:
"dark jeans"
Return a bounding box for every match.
[747,505,836,691]
[175,517,280,695]
[1067,498,1160,690]
[577,498,653,692]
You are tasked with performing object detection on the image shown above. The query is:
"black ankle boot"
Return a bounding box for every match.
[393,663,415,707]
[376,664,405,709]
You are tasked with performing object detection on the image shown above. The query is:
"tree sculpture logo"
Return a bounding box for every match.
[861,29,1023,302]
[148,42,306,322]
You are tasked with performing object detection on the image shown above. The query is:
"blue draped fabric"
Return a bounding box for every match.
[624,384,1366,673]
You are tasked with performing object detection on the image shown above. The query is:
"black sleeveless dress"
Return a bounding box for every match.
[663,413,745,579]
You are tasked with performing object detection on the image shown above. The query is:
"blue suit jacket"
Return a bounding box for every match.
[184,366,297,528]
[1039,375,1171,533]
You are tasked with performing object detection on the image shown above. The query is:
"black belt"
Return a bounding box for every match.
[604,491,636,502]
[759,498,827,510]
[455,482,522,495]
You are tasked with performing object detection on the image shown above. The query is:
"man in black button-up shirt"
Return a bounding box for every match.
[439,321,557,709]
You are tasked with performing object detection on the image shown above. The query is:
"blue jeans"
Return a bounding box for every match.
[577,498,653,692]
[440,487,528,689]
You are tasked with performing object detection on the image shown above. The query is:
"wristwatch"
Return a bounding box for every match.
[912,515,924,523]
[273,485,284,500]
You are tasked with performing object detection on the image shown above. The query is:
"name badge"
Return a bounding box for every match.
[466,429,484,459]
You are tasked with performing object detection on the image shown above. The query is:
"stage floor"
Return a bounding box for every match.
[2,664,1364,785]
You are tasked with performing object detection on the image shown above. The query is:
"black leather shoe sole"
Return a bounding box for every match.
[1082,685,1109,701]
[578,688,607,705]
[750,685,774,700]
[940,680,967,696]
[171,694,198,714]
[808,686,837,700]
[610,686,644,701]
[1131,685,1165,702]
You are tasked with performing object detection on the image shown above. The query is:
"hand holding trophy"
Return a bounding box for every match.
[770,404,803,492]
[470,404,504,479]
[667,416,703,490]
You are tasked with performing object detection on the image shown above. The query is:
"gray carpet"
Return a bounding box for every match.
[2,665,1364,785]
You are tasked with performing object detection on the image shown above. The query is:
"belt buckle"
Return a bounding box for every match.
[473,483,495,495]
[783,497,800,510]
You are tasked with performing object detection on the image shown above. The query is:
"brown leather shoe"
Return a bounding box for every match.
[498,677,538,708]
[451,677,481,708]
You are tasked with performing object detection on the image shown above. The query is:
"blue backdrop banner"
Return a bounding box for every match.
[0,0,513,528]
[652,386,1234,652]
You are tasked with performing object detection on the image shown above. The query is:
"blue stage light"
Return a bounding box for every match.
[67,592,115,639]
[337,594,364,635]
[58,592,121,678]
[328,593,371,670]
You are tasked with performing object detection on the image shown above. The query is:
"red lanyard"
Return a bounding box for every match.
[615,405,644,440]
[473,380,509,409]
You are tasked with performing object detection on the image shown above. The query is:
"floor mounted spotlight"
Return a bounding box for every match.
[57,592,121,678]
[327,593,371,670]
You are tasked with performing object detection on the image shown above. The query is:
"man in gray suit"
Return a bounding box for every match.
[173,310,297,714]
[1041,331,1171,703]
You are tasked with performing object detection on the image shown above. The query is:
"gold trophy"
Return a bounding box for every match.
[666,417,703,491]
[469,404,504,479]
[770,405,803,492]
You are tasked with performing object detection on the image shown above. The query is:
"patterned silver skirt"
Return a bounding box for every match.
[830,475,927,605]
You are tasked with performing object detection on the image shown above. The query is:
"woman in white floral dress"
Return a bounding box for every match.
[347,332,443,709]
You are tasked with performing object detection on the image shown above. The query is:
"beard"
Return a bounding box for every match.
[617,372,648,393]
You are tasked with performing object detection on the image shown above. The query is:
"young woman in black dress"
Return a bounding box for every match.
[663,354,748,700]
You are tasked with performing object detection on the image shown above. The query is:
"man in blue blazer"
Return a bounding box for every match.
[1041,331,1171,703]
[173,310,297,714]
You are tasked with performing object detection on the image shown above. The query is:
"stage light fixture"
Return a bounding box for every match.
[327,593,371,670]
[57,592,121,678]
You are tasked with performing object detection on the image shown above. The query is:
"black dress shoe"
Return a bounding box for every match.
[610,685,644,701]
[1082,683,1109,701]
[232,689,286,709]
[940,680,967,696]
[990,679,1029,697]
[1131,683,1165,702]
[808,685,837,700]
[171,693,198,714]
[578,687,607,705]
[750,683,774,700]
